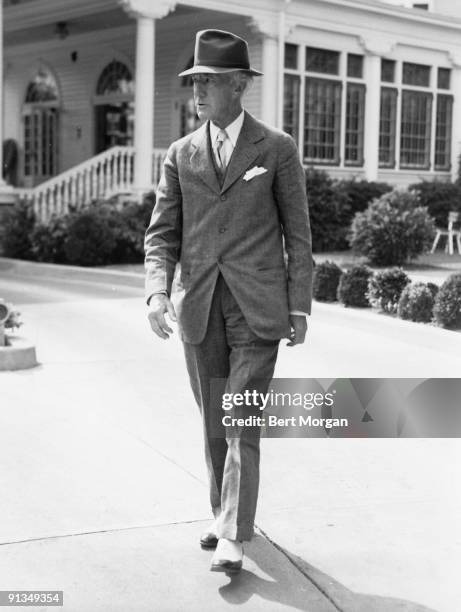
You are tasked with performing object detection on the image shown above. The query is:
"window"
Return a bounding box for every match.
[284,44,366,167]
[402,62,430,87]
[305,47,339,75]
[400,91,432,169]
[345,84,365,166]
[379,58,452,172]
[435,95,453,170]
[96,60,133,96]
[347,54,363,79]
[381,59,396,83]
[283,75,300,143]
[379,88,397,168]
[25,68,59,103]
[285,44,298,70]
[437,68,451,90]
[304,78,342,164]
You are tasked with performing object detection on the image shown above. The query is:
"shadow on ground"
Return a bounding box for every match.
[216,534,438,612]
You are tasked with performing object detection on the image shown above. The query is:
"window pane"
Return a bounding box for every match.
[345,83,365,166]
[437,68,451,90]
[400,90,432,169]
[285,44,298,70]
[402,62,431,87]
[379,87,397,168]
[304,77,342,164]
[283,74,300,143]
[435,94,453,170]
[347,54,363,78]
[305,47,340,75]
[381,59,396,83]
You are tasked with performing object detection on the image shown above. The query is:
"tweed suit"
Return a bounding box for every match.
[145,111,313,540]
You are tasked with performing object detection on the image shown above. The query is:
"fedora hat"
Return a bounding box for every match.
[178,29,263,77]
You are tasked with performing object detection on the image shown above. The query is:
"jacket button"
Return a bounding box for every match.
[220,195,227,201]
[217,256,223,263]
[219,227,227,233]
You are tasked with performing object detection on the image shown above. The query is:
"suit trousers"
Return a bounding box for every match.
[183,273,280,541]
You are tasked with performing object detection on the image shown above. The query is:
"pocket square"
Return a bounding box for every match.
[243,166,268,182]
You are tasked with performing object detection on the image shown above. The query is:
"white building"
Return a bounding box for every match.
[2,0,461,221]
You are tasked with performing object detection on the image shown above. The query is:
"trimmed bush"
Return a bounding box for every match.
[305,168,350,252]
[426,282,439,299]
[397,282,435,323]
[367,267,411,313]
[337,264,373,307]
[348,189,435,266]
[313,260,343,302]
[433,274,461,329]
[1,202,36,259]
[20,192,157,266]
[31,216,68,263]
[337,179,392,217]
[410,180,461,226]
[61,206,120,266]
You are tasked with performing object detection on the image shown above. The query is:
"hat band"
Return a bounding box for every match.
[195,59,250,69]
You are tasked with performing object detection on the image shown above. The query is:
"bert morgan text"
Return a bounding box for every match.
[222,415,349,428]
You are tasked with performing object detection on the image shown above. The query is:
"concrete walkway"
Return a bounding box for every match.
[0,258,460,612]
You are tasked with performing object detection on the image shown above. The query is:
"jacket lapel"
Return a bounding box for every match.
[189,123,221,195]
[221,112,264,194]
[188,112,265,195]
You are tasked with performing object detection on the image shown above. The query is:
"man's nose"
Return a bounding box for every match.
[193,82,206,98]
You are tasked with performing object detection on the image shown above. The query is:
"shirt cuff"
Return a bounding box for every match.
[290,310,308,316]
[147,291,168,306]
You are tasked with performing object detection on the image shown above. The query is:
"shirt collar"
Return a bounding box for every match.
[209,110,245,148]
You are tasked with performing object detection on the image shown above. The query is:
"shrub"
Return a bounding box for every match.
[114,194,156,262]
[62,205,122,266]
[397,282,435,323]
[348,189,435,265]
[1,201,36,259]
[337,179,392,217]
[433,274,461,329]
[305,168,350,252]
[337,264,373,307]
[313,260,343,302]
[426,282,439,299]
[410,180,461,226]
[31,216,68,263]
[26,195,156,266]
[367,268,411,313]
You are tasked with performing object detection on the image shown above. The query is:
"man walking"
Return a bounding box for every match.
[145,29,313,573]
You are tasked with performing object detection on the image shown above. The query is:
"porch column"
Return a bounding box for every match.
[0,1,16,233]
[449,55,461,182]
[118,0,176,197]
[134,16,155,194]
[251,14,293,129]
[0,0,5,188]
[360,37,395,181]
[260,33,278,126]
[363,53,381,181]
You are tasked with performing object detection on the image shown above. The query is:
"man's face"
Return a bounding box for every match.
[192,73,238,127]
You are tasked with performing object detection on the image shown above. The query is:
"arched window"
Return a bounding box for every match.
[25,67,59,103]
[96,60,134,96]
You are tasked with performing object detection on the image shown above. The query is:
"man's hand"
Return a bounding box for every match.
[286,314,308,347]
[147,294,177,340]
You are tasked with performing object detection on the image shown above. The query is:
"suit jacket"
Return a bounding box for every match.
[144,111,313,345]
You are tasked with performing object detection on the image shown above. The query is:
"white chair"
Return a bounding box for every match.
[431,211,461,255]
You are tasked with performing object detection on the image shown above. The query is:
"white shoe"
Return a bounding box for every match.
[210,538,243,573]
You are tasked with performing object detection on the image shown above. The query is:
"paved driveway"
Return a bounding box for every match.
[0,260,460,612]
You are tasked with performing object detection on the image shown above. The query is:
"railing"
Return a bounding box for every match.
[17,146,167,224]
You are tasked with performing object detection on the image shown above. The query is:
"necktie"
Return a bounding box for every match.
[215,129,229,171]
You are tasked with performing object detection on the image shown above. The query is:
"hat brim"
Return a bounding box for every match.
[178,65,263,77]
